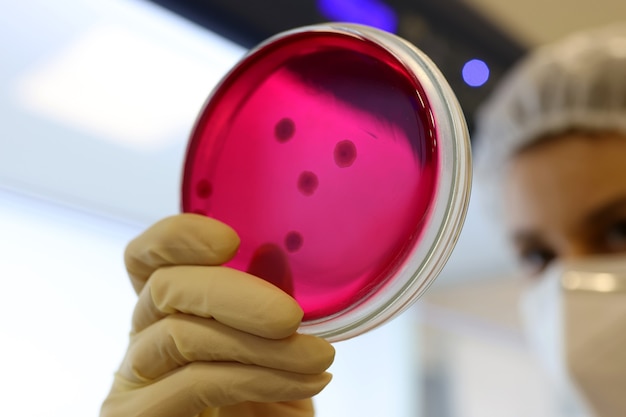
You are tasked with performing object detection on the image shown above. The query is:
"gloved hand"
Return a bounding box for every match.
[100,214,335,417]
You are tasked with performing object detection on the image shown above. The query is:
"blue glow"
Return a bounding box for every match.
[317,0,398,33]
[462,59,490,87]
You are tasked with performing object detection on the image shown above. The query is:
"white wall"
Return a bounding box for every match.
[0,189,139,415]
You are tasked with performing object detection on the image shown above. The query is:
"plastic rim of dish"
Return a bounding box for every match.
[182,23,472,342]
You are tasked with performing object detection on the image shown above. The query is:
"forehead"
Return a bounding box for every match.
[503,132,626,232]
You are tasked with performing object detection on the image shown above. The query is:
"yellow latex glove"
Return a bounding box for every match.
[100,214,335,417]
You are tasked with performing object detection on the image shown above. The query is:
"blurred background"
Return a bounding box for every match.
[1,0,625,415]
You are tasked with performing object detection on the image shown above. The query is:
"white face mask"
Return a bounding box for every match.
[519,256,626,417]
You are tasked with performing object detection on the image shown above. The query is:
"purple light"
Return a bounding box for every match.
[317,0,398,33]
[462,59,490,87]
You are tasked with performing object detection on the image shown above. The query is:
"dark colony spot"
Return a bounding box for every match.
[285,231,303,252]
[297,171,319,196]
[334,140,357,168]
[274,118,295,142]
[196,179,212,199]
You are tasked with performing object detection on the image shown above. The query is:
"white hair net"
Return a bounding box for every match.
[474,22,626,182]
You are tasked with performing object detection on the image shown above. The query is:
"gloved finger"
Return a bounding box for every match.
[124,214,240,294]
[132,265,303,339]
[120,314,335,383]
[102,363,332,417]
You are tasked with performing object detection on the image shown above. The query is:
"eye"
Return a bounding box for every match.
[605,219,626,252]
[517,247,556,277]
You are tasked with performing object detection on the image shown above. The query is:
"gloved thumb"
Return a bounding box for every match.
[247,243,295,297]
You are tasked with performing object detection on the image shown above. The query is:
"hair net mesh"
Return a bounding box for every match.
[474,22,626,182]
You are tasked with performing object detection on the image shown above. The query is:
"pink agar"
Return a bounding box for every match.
[182,31,438,321]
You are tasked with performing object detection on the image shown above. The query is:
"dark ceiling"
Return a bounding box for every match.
[146,0,527,137]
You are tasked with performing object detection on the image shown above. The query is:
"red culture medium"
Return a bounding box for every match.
[182,30,439,321]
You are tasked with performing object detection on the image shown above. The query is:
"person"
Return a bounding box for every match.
[473,22,626,417]
[100,23,626,417]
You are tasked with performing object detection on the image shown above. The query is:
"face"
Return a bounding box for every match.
[504,131,626,278]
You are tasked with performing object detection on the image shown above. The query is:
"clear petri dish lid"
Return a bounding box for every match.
[181,23,472,342]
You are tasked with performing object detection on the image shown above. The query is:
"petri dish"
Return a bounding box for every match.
[181,23,471,342]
